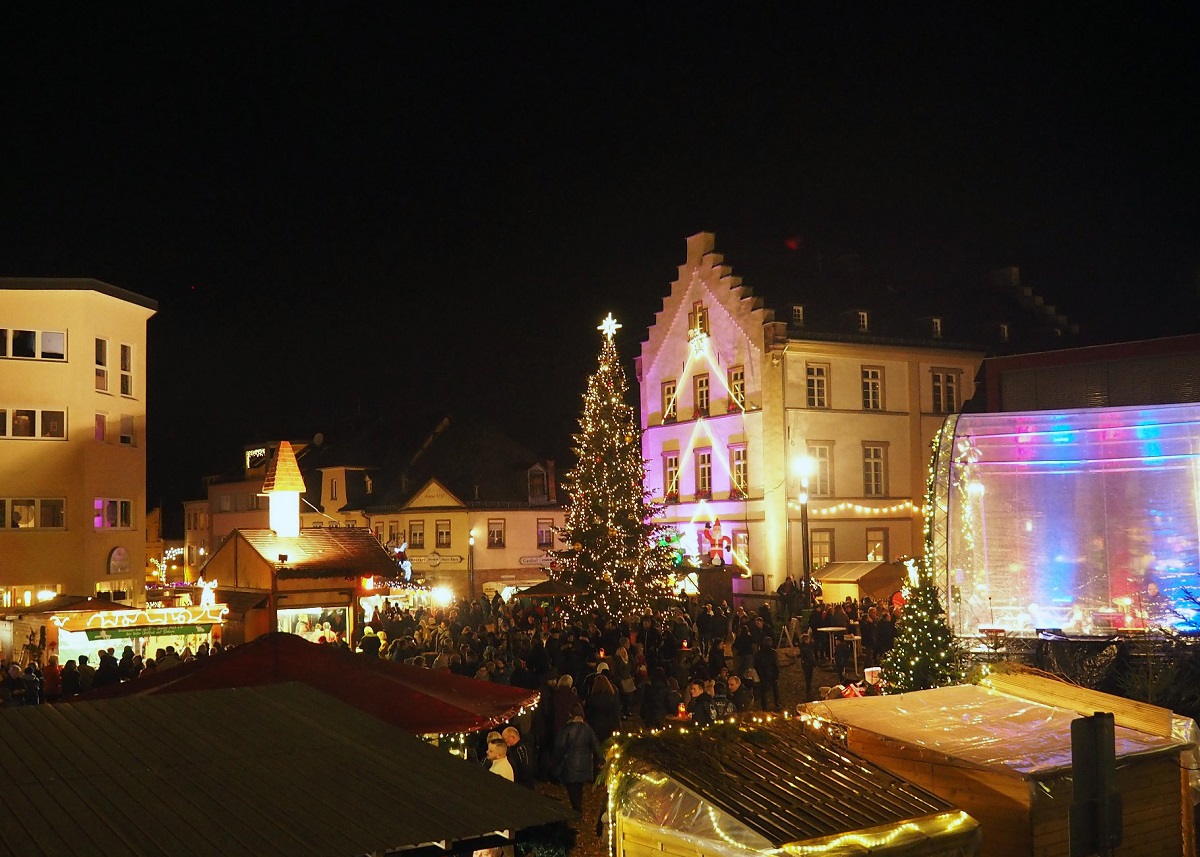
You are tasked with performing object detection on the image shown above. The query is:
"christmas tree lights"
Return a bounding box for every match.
[880,423,965,692]
[549,314,675,619]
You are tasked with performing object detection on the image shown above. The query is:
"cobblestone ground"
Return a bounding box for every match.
[537,651,859,856]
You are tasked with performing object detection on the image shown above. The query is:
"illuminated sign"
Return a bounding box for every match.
[50,604,229,633]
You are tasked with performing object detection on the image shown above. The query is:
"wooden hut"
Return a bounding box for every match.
[803,676,1198,857]
[813,560,906,605]
[611,721,981,857]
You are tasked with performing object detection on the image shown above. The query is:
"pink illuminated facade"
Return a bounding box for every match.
[637,234,985,600]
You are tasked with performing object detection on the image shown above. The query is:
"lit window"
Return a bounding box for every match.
[688,301,709,336]
[866,528,888,562]
[40,410,65,439]
[728,366,745,409]
[857,311,869,332]
[810,529,833,570]
[488,518,505,548]
[791,305,805,327]
[95,338,109,392]
[730,446,748,495]
[8,499,36,528]
[93,498,133,529]
[662,381,677,422]
[806,364,829,409]
[663,453,679,499]
[436,520,451,549]
[931,317,943,338]
[694,374,710,417]
[11,410,35,437]
[861,367,882,411]
[537,518,554,549]
[863,445,886,496]
[409,520,425,548]
[807,444,832,496]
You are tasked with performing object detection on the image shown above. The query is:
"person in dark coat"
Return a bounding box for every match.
[554,703,604,813]
[502,726,537,789]
[639,667,670,728]
[584,674,621,743]
[752,635,781,711]
[799,631,818,701]
[60,659,81,698]
[686,679,714,726]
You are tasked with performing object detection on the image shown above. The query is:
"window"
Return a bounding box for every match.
[694,374,710,417]
[93,498,133,529]
[999,323,1010,342]
[663,453,679,499]
[866,528,888,562]
[11,330,35,358]
[37,331,66,360]
[932,370,960,414]
[218,495,232,512]
[1,408,66,440]
[730,446,748,496]
[387,521,399,544]
[862,444,886,497]
[931,317,943,338]
[537,518,554,549]
[807,443,832,496]
[119,344,133,396]
[487,518,505,548]
[373,523,383,542]
[810,529,834,570]
[409,520,425,549]
[728,366,745,409]
[247,493,260,511]
[436,520,451,549]
[528,467,548,500]
[119,414,134,446]
[95,413,107,442]
[95,338,109,392]
[734,531,749,561]
[688,301,709,336]
[791,305,805,327]
[1,498,65,530]
[861,367,883,411]
[330,478,339,501]
[806,364,829,409]
[695,448,712,498]
[662,381,677,422]
[857,311,869,332]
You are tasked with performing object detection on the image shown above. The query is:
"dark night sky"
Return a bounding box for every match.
[2,5,1198,534]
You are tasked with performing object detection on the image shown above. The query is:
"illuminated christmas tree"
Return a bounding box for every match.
[881,428,965,692]
[550,313,675,619]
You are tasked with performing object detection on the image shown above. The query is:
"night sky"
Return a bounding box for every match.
[2,6,1198,534]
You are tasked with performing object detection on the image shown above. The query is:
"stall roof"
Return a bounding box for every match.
[806,683,1189,778]
[233,527,402,579]
[812,561,902,583]
[0,682,574,857]
[3,594,134,616]
[518,578,585,597]
[619,721,968,848]
[71,632,538,735]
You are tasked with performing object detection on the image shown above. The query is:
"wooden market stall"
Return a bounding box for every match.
[804,677,1198,857]
[812,560,906,605]
[611,721,981,857]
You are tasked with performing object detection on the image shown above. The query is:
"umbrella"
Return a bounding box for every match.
[69,632,538,735]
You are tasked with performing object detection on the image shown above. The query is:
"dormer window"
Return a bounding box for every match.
[792,305,805,327]
[857,311,869,332]
[528,466,548,501]
[999,322,1010,342]
[688,301,710,337]
[932,317,943,338]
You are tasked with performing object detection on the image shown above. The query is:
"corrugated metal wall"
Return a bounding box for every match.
[1001,353,1200,411]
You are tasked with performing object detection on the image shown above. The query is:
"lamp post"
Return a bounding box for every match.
[793,455,816,608]
[467,534,476,600]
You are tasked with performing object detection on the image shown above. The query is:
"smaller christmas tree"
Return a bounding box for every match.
[881,429,964,692]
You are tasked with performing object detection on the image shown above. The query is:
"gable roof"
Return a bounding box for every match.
[74,632,538,735]
[0,277,158,311]
[232,527,402,579]
[1,682,572,857]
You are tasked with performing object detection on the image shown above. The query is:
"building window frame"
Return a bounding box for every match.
[93,497,133,530]
[728,366,745,410]
[536,518,554,549]
[861,366,883,411]
[119,343,134,397]
[663,453,680,502]
[791,305,805,327]
[806,363,829,409]
[409,520,425,548]
[694,374,710,418]
[866,527,889,562]
[688,301,710,336]
[857,311,869,332]
[95,338,109,392]
[931,317,943,339]
[662,380,677,423]
[2,498,66,530]
[810,528,834,570]
[695,447,712,499]
[119,414,134,446]
[807,443,833,497]
[435,519,451,549]
[487,518,506,548]
[862,443,887,497]
[729,444,748,499]
[932,368,960,414]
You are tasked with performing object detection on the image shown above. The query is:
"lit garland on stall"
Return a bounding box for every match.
[549,314,675,620]
[879,427,966,693]
[429,696,542,758]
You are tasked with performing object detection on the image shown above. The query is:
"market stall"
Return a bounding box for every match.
[812,560,907,605]
[803,679,1198,857]
[611,721,980,857]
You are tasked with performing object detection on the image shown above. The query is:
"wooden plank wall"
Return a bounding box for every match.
[985,673,1175,737]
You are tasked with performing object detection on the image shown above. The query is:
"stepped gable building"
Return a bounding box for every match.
[636,233,1080,602]
[0,278,157,609]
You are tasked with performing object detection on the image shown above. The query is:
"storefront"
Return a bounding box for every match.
[48,603,229,663]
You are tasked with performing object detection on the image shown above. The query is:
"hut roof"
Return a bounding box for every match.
[616,721,972,848]
[807,683,1190,778]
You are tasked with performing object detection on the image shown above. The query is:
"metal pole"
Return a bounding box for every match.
[801,494,812,608]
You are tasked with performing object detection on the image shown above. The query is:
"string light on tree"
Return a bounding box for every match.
[550,314,675,619]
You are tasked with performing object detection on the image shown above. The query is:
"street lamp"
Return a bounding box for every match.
[467,534,476,601]
[793,454,816,608]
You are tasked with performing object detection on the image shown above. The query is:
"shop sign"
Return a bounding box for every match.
[86,624,213,641]
[409,552,463,568]
[50,604,229,633]
[520,555,554,566]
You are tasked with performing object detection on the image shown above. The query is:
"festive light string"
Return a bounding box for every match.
[787,499,923,517]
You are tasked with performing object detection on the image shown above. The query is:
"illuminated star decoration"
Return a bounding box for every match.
[597,312,622,340]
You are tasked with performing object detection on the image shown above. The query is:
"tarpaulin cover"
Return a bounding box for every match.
[806,684,1188,778]
[68,632,538,735]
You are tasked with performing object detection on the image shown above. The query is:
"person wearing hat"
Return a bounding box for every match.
[553,703,603,813]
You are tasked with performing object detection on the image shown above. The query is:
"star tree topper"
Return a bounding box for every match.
[597,312,622,339]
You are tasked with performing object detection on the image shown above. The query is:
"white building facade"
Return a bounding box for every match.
[637,234,984,600]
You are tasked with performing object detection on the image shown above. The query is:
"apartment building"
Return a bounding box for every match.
[0,279,156,607]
